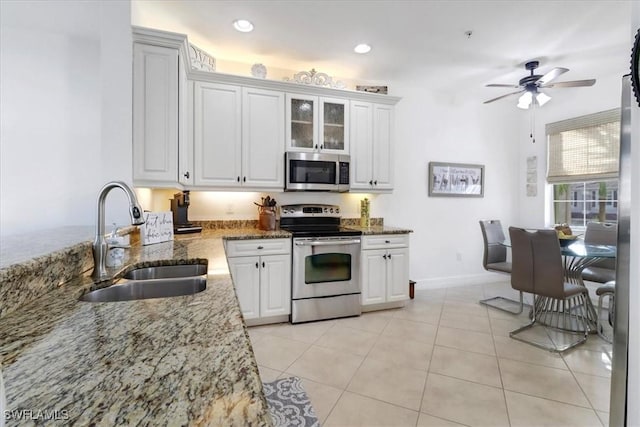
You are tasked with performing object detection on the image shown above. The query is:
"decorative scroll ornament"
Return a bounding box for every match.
[283,68,346,89]
[189,43,216,72]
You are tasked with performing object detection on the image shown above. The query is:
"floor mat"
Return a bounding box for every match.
[263,376,320,427]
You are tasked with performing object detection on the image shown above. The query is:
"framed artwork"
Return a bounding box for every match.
[428,162,484,197]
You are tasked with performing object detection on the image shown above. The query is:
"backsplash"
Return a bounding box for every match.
[136,188,383,222]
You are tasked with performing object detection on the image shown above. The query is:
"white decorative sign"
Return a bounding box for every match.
[140,211,174,245]
[526,156,538,197]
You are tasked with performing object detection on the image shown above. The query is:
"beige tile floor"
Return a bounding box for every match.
[249,281,613,427]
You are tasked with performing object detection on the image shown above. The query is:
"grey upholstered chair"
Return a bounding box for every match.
[582,222,617,284]
[508,227,589,352]
[596,281,615,343]
[479,220,526,314]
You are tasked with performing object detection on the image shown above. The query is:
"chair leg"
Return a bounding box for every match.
[597,292,614,344]
[479,291,529,315]
[509,294,589,353]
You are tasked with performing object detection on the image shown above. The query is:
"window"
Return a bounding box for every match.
[552,181,618,227]
[547,109,620,228]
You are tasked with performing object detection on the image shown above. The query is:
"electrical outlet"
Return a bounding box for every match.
[226,203,234,215]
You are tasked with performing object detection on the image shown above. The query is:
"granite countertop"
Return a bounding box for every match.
[0,222,411,425]
[0,228,289,426]
[345,225,413,235]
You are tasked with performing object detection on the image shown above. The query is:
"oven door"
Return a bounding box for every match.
[292,236,361,299]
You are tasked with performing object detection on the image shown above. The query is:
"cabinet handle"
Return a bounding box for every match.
[183,171,190,179]
[369,180,373,186]
[320,144,324,150]
[383,254,387,259]
[315,144,318,150]
[237,176,240,182]
[257,245,264,250]
[388,254,392,259]
[255,262,259,268]
[243,176,246,182]
[262,261,265,268]
[374,180,378,185]
[385,240,391,244]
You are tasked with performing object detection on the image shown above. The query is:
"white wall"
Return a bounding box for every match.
[379,77,520,287]
[0,1,132,238]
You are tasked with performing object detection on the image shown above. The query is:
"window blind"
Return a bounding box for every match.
[546,109,620,184]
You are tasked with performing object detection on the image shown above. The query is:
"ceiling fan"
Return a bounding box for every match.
[483,61,596,109]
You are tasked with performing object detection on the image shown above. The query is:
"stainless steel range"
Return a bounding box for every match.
[280,204,362,323]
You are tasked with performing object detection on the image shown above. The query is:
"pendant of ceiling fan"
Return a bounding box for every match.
[483,60,596,106]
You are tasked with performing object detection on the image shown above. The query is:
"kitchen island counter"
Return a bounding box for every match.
[0,228,288,426]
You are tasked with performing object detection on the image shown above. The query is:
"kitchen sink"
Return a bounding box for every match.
[80,262,208,303]
[123,264,207,280]
[80,276,207,302]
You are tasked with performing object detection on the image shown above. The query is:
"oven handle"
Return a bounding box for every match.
[294,239,361,247]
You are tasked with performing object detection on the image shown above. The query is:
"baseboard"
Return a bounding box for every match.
[362,300,406,312]
[414,272,508,290]
[245,314,290,327]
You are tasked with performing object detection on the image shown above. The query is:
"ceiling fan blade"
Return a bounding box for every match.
[483,90,524,104]
[541,79,596,88]
[536,67,569,85]
[486,84,521,88]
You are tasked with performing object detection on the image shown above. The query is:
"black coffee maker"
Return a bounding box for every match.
[170,191,202,234]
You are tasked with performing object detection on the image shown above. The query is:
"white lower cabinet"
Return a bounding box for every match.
[361,234,409,306]
[225,239,291,321]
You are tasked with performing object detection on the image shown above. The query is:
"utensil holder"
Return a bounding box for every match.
[258,207,277,231]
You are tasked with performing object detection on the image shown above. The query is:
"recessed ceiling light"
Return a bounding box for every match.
[233,19,254,33]
[354,43,371,54]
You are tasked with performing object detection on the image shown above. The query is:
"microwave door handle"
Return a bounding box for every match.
[295,239,361,247]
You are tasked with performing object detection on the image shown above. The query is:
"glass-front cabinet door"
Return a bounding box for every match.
[286,94,349,154]
[286,93,318,151]
[319,97,349,154]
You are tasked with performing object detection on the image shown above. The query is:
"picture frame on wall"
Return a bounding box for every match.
[428,162,484,197]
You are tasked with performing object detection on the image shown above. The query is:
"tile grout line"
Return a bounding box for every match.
[417,294,445,421]
[484,284,514,427]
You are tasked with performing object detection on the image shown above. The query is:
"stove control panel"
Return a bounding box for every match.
[281,204,340,218]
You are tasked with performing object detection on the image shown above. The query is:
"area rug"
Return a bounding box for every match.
[263,376,320,427]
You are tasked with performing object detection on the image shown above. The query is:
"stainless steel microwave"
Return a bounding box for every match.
[285,152,350,192]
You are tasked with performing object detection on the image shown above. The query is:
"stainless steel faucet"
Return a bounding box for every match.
[92,181,145,282]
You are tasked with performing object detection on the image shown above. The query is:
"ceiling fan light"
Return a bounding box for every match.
[536,92,551,106]
[517,92,532,109]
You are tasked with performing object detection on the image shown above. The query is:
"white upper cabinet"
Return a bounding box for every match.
[286,94,349,154]
[193,83,284,189]
[350,101,394,191]
[132,28,400,191]
[242,87,285,188]
[193,82,242,186]
[132,43,179,185]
